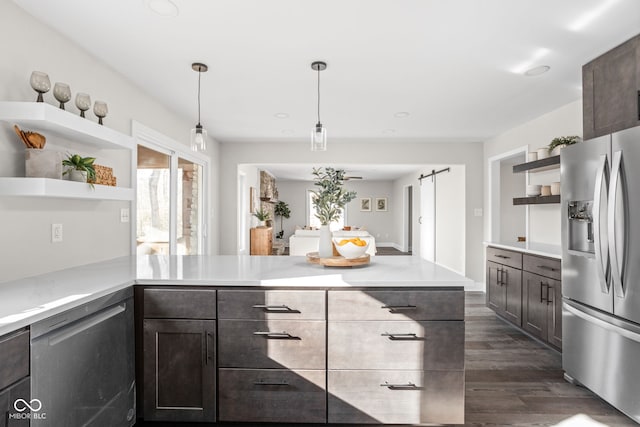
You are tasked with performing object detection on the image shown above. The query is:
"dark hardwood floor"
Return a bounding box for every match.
[464,291,637,426]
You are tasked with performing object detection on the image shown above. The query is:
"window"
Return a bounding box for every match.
[133,122,208,255]
[307,189,345,231]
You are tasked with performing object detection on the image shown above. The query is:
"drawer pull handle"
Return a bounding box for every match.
[254,380,290,386]
[494,254,510,259]
[380,381,423,390]
[252,304,300,313]
[537,265,557,272]
[381,305,417,311]
[381,332,424,340]
[253,331,300,340]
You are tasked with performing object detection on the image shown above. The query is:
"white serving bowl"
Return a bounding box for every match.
[526,184,542,196]
[332,238,369,259]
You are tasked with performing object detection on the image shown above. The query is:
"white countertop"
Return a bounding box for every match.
[483,241,562,259]
[0,255,470,336]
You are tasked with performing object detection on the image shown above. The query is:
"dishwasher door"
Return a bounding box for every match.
[31,288,135,427]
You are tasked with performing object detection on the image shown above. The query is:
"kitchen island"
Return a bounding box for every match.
[0,255,470,425]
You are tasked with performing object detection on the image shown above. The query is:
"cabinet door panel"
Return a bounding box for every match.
[143,319,216,422]
[218,290,325,320]
[522,271,548,340]
[328,290,463,321]
[218,320,326,369]
[218,368,326,423]
[328,370,464,425]
[0,329,29,391]
[547,279,563,349]
[583,34,640,139]
[143,288,216,319]
[328,320,464,370]
[503,265,523,326]
[486,261,505,315]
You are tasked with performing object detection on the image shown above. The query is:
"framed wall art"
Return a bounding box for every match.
[360,197,371,212]
[375,197,388,212]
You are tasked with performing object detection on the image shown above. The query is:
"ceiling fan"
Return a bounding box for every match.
[344,174,363,181]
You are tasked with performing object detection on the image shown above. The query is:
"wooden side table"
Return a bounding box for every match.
[250,227,273,255]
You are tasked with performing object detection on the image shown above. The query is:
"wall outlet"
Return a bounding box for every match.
[120,208,130,223]
[52,224,63,243]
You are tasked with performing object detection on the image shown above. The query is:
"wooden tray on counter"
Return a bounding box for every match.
[306,252,370,267]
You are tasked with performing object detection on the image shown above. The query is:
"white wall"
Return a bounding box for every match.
[0,1,219,282]
[222,140,485,282]
[500,158,526,242]
[484,100,582,245]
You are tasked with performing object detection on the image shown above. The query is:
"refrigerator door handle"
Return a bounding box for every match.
[608,150,626,298]
[592,154,610,294]
[564,302,640,344]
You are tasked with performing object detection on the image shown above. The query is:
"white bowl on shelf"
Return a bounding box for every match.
[526,184,542,196]
[332,238,369,259]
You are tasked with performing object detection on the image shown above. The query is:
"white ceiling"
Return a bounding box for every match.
[12,0,640,144]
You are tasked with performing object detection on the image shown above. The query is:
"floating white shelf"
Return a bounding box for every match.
[0,101,134,150]
[0,178,134,201]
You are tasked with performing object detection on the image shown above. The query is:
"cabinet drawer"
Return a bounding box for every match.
[218,320,326,369]
[328,290,464,321]
[523,254,561,280]
[0,329,29,391]
[143,288,216,319]
[218,290,325,320]
[328,320,464,370]
[328,370,464,425]
[219,368,326,423]
[0,377,30,427]
[486,247,523,269]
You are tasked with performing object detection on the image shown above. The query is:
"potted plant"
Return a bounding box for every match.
[310,167,357,257]
[274,200,291,240]
[548,135,581,156]
[62,153,96,184]
[252,208,271,228]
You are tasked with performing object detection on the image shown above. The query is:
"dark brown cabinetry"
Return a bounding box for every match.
[583,33,640,140]
[142,289,216,422]
[217,290,326,424]
[486,246,562,350]
[327,290,465,425]
[0,329,30,427]
[522,255,562,349]
[486,247,523,326]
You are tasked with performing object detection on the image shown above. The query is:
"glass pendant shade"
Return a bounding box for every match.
[191,124,207,151]
[311,122,327,151]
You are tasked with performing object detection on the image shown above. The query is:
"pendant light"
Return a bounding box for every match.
[190,62,208,152]
[311,61,327,151]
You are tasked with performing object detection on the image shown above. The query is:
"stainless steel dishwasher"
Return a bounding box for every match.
[30,287,135,427]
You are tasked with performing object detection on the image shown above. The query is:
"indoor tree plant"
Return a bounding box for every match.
[62,153,96,184]
[310,167,356,257]
[274,200,291,240]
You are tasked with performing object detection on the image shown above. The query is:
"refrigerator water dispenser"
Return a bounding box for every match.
[568,200,594,253]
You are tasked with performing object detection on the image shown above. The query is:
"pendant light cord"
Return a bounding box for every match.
[197,67,202,125]
[317,67,321,124]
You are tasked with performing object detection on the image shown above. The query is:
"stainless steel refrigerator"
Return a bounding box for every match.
[561,125,640,423]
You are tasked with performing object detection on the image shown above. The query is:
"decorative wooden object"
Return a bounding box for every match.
[250,227,273,255]
[306,252,370,267]
[88,164,116,186]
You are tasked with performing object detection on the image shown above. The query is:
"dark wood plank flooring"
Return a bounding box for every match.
[464,291,637,426]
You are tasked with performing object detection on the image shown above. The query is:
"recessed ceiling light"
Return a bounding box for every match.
[274,113,289,119]
[146,0,179,17]
[382,129,396,134]
[394,112,410,118]
[281,129,294,135]
[524,65,551,76]
[510,47,550,74]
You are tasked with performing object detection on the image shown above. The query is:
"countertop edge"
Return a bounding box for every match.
[483,241,562,260]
